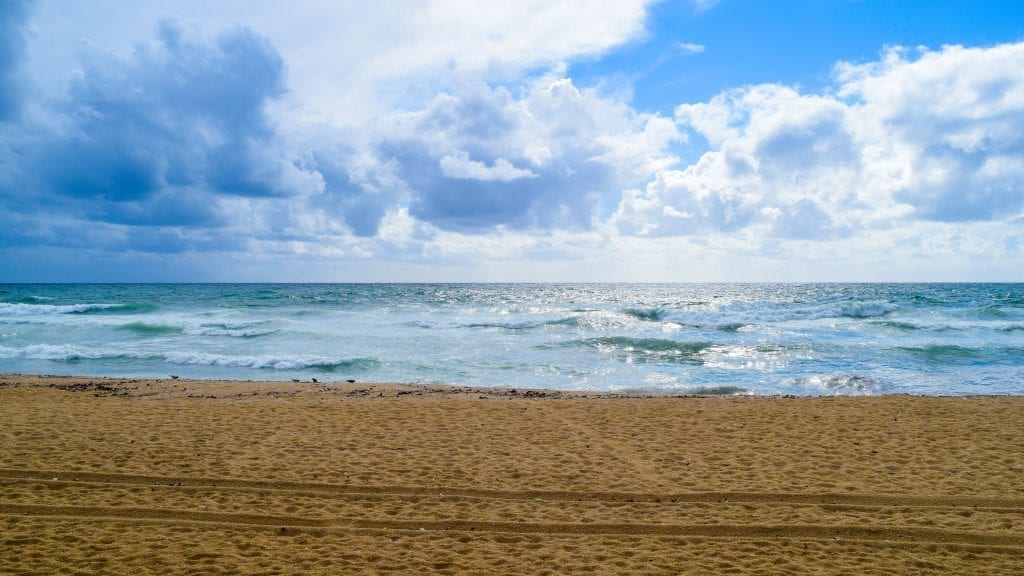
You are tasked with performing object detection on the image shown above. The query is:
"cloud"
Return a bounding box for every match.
[690,0,720,13]
[369,76,678,233]
[4,3,1024,281]
[25,0,654,124]
[364,0,652,79]
[0,19,329,244]
[678,42,706,55]
[0,0,32,121]
[439,151,537,182]
[837,43,1024,222]
[1,10,676,250]
[613,42,1024,239]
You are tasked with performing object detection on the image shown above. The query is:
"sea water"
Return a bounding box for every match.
[1,283,1022,395]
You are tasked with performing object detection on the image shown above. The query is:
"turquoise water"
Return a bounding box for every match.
[1,283,1022,395]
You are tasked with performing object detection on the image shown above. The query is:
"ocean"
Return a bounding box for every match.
[1,283,1022,395]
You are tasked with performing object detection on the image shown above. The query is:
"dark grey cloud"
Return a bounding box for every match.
[0,18,304,247]
[0,0,32,121]
[311,149,397,237]
[45,20,288,206]
[0,18,328,256]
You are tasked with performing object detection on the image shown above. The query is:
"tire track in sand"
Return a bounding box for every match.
[3,468,1023,510]
[2,503,1023,552]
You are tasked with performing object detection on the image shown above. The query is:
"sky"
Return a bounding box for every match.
[1,0,1023,282]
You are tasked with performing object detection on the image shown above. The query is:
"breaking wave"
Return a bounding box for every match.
[0,344,379,372]
[554,337,716,364]
[0,344,136,362]
[0,303,126,316]
[682,385,748,396]
[186,326,278,338]
[835,301,897,318]
[12,296,53,304]
[621,307,666,321]
[162,352,380,371]
[792,374,884,396]
[464,321,546,331]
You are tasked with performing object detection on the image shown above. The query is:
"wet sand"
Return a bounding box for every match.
[2,374,1023,574]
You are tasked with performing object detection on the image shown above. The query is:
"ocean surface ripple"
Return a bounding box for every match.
[1,283,1022,395]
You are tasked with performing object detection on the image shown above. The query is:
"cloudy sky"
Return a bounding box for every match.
[2,0,1023,281]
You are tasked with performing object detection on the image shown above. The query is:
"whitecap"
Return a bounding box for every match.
[160,351,380,371]
[0,303,123,316]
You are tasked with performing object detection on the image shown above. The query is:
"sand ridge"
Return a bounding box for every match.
[2,374,1023,574]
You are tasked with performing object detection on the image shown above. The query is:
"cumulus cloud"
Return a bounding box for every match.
[1,7,676,251]
[439,151,537,182]
[25,0,653,124]
[366,0,651,79]
[369,76,678,233]
[0,19,331,249]
[4,1,1024,281]
[613,42,1024,239]
[838,43,1024,221]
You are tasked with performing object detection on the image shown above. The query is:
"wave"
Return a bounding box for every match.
[545,316,583,327]
[184,327,278,338]
[910,294,951,305]
[464,321,545,331]
[117,322,183,336]
[202,320,270,330]
[554,337,716,364]
[835,301,896,319]
[403,320,435,329]
[975,305,1012,319]
[74,303,157,315]
[0,302,155,316]
[873,320,1024,334]
[0,344,379,372]
[0,303,121,316]
[621,307,665,321]
[12,296,53,304]
[657,300,897,328]
[1000,295,1024,306]
[546,311,671,330]
[185,321,276,338]
[0,344,139,362]
[795,374,883,395]
[897,344,983,364]
[682,385,748,396]
[870,320,924,332]
[162,352,380,371]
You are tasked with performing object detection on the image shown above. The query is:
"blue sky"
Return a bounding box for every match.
[1,0,1023,281]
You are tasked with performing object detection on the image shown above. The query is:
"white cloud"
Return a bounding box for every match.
[613,42,1024,242]
[439,151,537,182]
[678,42,705,54]
[28,0,654,124]
[364,75,678,232]
[6,2,1024,281]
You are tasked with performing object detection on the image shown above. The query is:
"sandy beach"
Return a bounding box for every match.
[1,374,1022,574]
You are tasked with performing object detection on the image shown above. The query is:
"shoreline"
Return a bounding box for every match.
[3,373,1023,574]
[3,372,1021,400]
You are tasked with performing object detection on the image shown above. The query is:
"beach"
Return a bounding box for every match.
[2,374,1023,574]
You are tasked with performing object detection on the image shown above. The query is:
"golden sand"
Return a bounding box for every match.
[2,374,1022,574]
